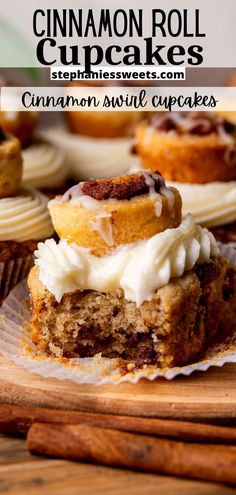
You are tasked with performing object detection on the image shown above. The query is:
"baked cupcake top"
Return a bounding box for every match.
[149,112,236,138]
[0,188,54,242]
[49,171,182,255]
[64,171,163,201]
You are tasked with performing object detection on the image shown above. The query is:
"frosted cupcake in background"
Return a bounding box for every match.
[134,111,236,242]
[0,127,54,304]
[0,76,69,195]
[22,139,69,196]
[42,127,141,181]
[41,82,142,181]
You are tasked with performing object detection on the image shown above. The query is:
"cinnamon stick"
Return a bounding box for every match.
[27,422,236,485]
[1,404,236,444]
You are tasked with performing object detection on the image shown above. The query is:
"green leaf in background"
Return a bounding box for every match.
[0,17,41,82]
[14,67,41,83]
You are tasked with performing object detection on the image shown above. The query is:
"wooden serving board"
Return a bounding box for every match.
[0,356,236,424]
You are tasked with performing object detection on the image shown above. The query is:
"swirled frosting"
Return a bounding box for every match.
[35,214,218,305]
[22,140,68,189]
[0,189,54,242]
[168,181,236,227]
[40,126,140,180]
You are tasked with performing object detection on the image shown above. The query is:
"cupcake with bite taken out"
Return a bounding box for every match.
[27,170,236,368]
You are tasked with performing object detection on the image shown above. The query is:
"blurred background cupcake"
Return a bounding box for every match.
[22,138,69,197]
[0,74,39,148]
[41,82,142,181]
[0,126,54,304]
[134,111,236,243]
[0,75,69,196]
[216,72,236,126]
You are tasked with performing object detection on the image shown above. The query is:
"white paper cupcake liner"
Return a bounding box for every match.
[0,288,235,385]
[0,243,235,385]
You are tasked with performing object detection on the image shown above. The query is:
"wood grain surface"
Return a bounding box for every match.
[0,356,236,423]
[1,356,236,492]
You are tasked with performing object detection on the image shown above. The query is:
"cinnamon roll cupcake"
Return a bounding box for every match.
[49,171,182,256]
[28,170,236,368]
[135,112,236,183]
[135,112,236,242]
[0,188,54,303]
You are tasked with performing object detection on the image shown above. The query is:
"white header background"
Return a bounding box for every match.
[0,0,235,68]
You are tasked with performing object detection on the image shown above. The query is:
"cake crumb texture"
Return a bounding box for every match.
[28,255,235,368]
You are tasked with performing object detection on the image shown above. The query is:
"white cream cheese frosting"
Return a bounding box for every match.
[129,164,236,228]
[168,181,236,228]
[0,189,54,242]
[40,126,140,180]
[35,214,218,305]
[22,140,68,189]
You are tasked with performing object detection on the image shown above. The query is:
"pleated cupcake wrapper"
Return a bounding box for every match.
[0,255,34,304]
[0,243,235,385]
